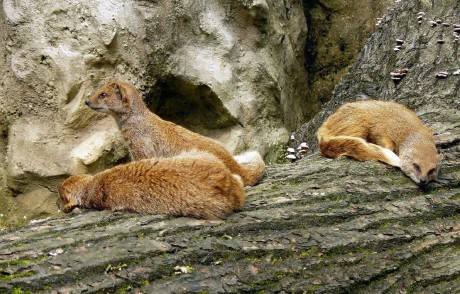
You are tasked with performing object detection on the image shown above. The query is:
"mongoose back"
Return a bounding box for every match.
[57,151,245,219]
[317,100,441,185]
[85,81,265,186]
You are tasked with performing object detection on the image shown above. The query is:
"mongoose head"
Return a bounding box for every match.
[57,175,92,213]
[85,81,140,116]
[400,141,441,186]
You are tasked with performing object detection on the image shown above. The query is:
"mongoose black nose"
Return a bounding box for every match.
[85,100,90,106]
[419,179,428,185]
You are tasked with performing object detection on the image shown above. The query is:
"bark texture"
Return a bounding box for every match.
[0,152,459,293]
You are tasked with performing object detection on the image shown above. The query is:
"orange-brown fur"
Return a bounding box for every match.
[57,151,245,219]
[85,81,265,186]
[317,100,441,185]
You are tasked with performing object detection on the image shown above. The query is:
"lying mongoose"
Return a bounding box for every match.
[85,81,265,186]
[317,100,441,185]
[57,151,245,219]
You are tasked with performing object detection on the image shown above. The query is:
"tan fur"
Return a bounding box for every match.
[56,152,245,219]
[317,100,441,185]
[85,81,265,186]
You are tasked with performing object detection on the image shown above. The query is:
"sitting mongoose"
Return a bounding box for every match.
[85,81,265,186]
[57,151,244,220]
[317,100,441,185]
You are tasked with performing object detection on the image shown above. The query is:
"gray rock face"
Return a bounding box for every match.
[0,0,309,224]
[0,1,459,292]
[302,0,394,110]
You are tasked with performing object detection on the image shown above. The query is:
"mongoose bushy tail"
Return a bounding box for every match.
[318,135,401,167]
[234,151,266,186]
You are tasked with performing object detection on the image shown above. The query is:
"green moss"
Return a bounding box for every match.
[43,285,53,291]
[0,271,35,283]
[395,176,411,185]
[323,245,379,260]
[435,188,448,194]
[308,285,320,293]
[270,256,283,264]
[276,272,286,278]
[222,234,234,240]
[245,256,261,262]
[254,278,280,291]
[288,178,304,186]
[300,246,320,257]
[3,259,31,266]
[271,184,279,190]
[114,284,133,294]
[0,256,48,272]
[265,141,290,165]
[12,286,32,294]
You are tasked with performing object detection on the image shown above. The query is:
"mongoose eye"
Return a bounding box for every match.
[428,168,436,176]
[98,92,108,99]
[413,163,421,173]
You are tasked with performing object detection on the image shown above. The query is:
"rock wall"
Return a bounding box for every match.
[0,0,310,225]
[302,0,394,111]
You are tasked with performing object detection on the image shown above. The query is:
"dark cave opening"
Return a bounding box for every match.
[145,76,240,133]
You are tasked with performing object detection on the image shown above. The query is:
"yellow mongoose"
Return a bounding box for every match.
[57,151,245,219]
[317,100,441,185]
[85,81,265,186]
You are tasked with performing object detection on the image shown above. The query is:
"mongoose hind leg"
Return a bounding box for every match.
[319,135,401,167]
[372,136,398,154]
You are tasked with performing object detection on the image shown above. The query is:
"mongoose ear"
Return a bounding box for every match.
[114,83,129,104]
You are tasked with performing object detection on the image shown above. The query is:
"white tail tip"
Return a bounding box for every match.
[381,148,401,167]
[234,151,262,164]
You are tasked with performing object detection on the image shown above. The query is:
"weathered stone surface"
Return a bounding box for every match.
[302,0,393,111]
[0,0,309,224]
